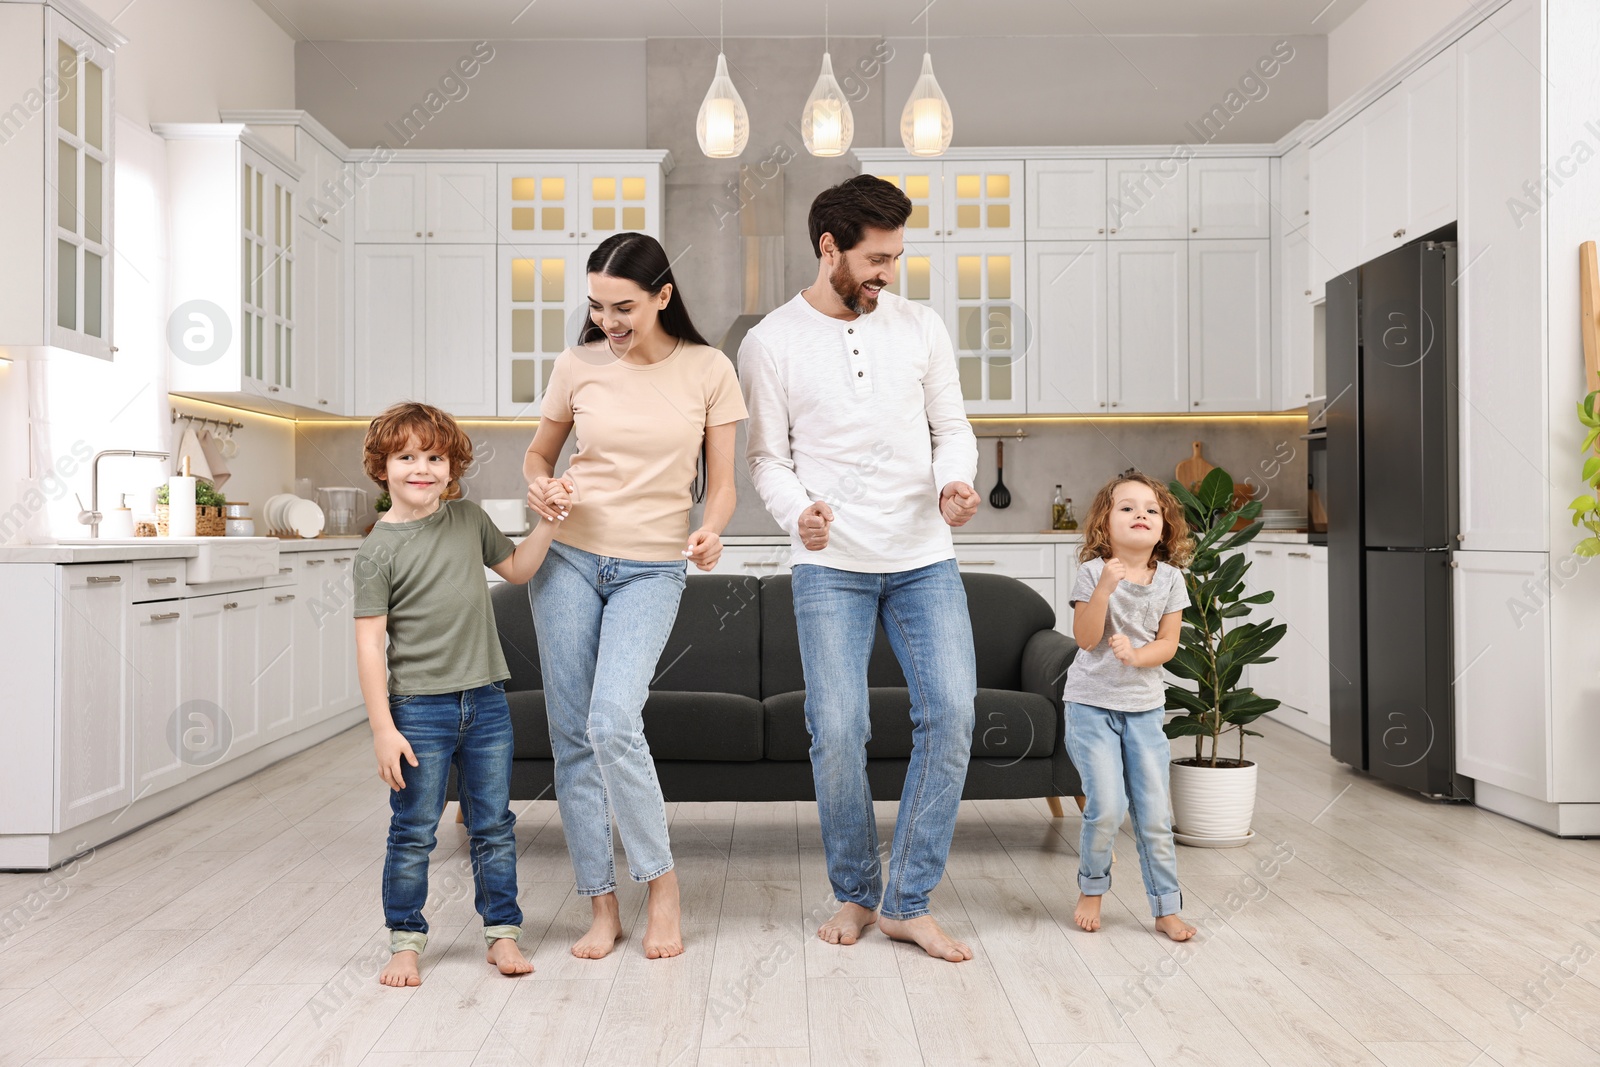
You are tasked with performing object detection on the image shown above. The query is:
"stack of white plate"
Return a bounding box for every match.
[263,493,326,538]
[1262,508,1307,530]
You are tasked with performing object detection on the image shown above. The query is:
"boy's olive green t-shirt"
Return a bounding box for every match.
[354,499,516,695]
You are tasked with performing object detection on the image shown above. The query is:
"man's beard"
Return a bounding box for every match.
[829,259,880,315]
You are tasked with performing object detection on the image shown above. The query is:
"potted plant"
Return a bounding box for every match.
[1162,467,1287,845]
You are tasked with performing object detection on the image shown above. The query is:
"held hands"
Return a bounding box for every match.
[374,728,418,791]
[527,474,575,523]
[797,501,834,551]
[940,482,980,527]
[1108,633,1138,666]
[684,528,722,571]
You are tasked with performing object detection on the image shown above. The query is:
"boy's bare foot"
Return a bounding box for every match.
[379,949,421,987]
[1155,914,1197,942]
[486,937,533,976]
[572,892,624,959]
[879,914,972,962]
[818,902,877,945]
[1074,893,1103,932]
[642,869,684,959]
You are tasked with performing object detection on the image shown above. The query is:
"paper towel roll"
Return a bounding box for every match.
[167,475,197,537]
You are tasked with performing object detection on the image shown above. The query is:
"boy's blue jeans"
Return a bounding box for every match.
[1065,700,1182,917]
[791,560,976,921]
[382,682,522,954]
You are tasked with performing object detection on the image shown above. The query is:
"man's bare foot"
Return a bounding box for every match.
[1155,914,1196,942]
[1074,893,1103,932]
[818,902,878,946]
[879,914,973,962]
[642,870,684,959]
[486,937,533,976]
[572,892,624,959]
[379,949,421,987]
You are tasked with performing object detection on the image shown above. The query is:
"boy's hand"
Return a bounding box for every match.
[1109,633,1136,665]
[684,528,722,571]
[375,728,418,790]
[1098,558,1127,591]
[527,475,573,523]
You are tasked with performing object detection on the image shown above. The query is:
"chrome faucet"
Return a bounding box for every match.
[75,450,171,537]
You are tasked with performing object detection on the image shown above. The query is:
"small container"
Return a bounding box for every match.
[1062,497,1078,532]
[101,493,135,539]
[316,486,368,537]
[225,517,256,537]
[223,502,251,519]
[1051,485,1066,531]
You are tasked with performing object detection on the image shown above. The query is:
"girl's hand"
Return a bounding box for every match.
[685,528,722,571]
[374,728,418,791]
[1098,558,1127,591]
[527,475,573,523]
[1109,633,1137,665]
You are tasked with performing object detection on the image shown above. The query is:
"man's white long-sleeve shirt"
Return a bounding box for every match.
[739,289,979,573]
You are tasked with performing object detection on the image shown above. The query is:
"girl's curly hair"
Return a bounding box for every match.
[361,402,473,502]
[1077,471,1194,569]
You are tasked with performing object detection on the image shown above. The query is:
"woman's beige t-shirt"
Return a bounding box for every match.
[540,339,747,561]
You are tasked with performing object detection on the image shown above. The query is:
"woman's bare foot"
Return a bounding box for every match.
[818,902,877,946]
[486,937,533,975]
[572,892,624,959]
[879,915,973,962]
[1155,914,1196,942]
[642,870,684,959]
[1074,893,1103,932]
[379,949,421,986]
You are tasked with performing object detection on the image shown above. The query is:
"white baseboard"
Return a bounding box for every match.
[1473,781,1600,838]
[1264,705,1331,744]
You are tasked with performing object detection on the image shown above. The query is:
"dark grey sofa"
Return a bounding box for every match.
[469,571,1081,808]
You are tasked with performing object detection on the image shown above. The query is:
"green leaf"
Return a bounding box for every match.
[1571,495,1599,517]
[1576,537,1600,557]
[1196,467,1236,515]
[1167,480,1203,517]
[1164,687,1211,715]
[1579,398,1599,428]
[1237,590,1274,606]
[1583,455,1600,483]
[1584,425,1600,453]
[1163,716,1212,739]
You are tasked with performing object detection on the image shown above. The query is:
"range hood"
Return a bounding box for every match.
[718,166,786,366]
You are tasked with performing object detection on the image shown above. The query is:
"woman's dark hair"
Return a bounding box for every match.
[578,232,710,347]
[808,175,913,258]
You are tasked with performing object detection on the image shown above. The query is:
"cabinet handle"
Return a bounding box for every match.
[110,346,119,353]
[150,611,180,621]
[580,232,588,238]
[1109,228,1117,233]
[1303,209,1310,215]
[224,601,239,609]
[147,575,177,585]
[319,215,329,224]
[319,399,329,405]
[334,556,352,562]
[279,566,293,574]
[87,574,121,584]
[1193,401,1200,407]
[741,561,781,569]
[1110,401,1119,407]
[306,558,326,566]
[275,594,296,602]
[1288,551,1311,559]
[958,559,998,566]
[1304,392,1311,398]
[1393,228,1405,238]
[268,385,280,392]
[1254,549,1274,556]
[1099,401,1106,407]
[1304,289,1312,296]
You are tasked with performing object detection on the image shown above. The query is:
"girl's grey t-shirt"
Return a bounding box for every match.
[1064,556,1190,712]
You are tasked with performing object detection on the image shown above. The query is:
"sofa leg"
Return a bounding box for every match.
[1046,796,1065,818]
[1074,795,1087,814]
[455,804,465,824]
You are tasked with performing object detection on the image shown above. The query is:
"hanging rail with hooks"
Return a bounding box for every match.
[972,429,1029,440]
[171,412,244,433]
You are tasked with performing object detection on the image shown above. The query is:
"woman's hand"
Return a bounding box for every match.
[374,727,418,791]
[527,475,573,523]
[684,528,722,571]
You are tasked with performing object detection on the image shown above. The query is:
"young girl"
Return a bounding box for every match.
[1065,471,1197,942]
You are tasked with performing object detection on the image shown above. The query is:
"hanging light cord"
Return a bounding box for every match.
[825,1,829,53]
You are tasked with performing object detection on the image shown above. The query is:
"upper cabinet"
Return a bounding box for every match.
[1187,158,1272,238]
[0,2,121,361]
[857,157,1025,242]
[499,161,664,244]
[1106,158,1187,239]
[354,162,497,243]
[1025,159,1107,240]
[1280,143,1310,230]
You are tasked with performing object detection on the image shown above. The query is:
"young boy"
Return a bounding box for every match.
[354,401,567,986]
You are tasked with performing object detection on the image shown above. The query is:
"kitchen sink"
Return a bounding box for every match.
[56,536,281,584]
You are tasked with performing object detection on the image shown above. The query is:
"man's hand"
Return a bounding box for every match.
[940,482,980,527]
[1097,558,1128,590]
[797,501,834,551]
[1109,633,1137,666]
[374,727,418,791]
[684,528,722,571]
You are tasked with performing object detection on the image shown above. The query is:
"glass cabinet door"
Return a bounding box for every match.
[862,165,943,241]
[943,242,1027,415]
[881,239,941,318]
[942,162,1025,242]
[50,23,113,357]
[267,173,296,399]
[498,164,579,243]
[577,165,659,241]
[241,161,267,386]
[499,245,582,417]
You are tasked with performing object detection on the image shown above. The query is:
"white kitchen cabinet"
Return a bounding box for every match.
[131,601,187,799]
[1358,87,1409,265]
[296,552,361,718]
[354,162,497,243]
[1189,239,1271,411]
[0,2,119,361]
[354,162,425,242]
[260,588,297,742]
[1106,159,1187,239]
[856,158,1024,241]
[1453,551,1550,800]
[296,127,345,234]
[295,216,346,414]
[1457,0,1546,552]
[1027,241,1108,414]
[1239,545,1289,706]
[1308,117,1364,287]
[499,244,584,417]
[1276,226,1316,409]
[425,244,497,416]
[1360,48,1458,265]
[1282,547,1329,724]
[56,565,130,830]
[290,557,325,725]
[500,162,665,244]
[1187,158,1271,239]
[943,242,1026,414]
[220,592,263,758]
[863,163,944,240]
[500,163,579,241]
[1025,159,1108,239]
[1107,241,1187,412]
[1280,143,1310,231]
[578,164,664,242]
[329,553,361,713]
[353,244,425,414]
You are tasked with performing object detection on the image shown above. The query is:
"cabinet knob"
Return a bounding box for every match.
[1450,560,1459,568]
[580,232,588,238]
[319,216,329,224]
[568,232,575,237]
[1110,401,1118,408]
[1098,228,1104,234]
[1109,228,1117,234]
[224,601,239,610]
[1193,401,1200,406]
[1303,209,1310,215]
[268,385,280,392]
[415,232,422,238]
[1304,393,1311,398]
[1099,401,1106,407]
[110,346,119,353]
[1304,289,1312,296]
[1192,227,1199,233]
[1393,228,1405,238]
[319,399,328,405]
[427,231,434,237]
[1456,533,1465,542]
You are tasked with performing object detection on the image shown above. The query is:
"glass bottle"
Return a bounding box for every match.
[1051,485,1066,531]
[1063,497,1078,531]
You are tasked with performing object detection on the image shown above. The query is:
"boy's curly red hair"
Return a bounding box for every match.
[362,402,473,501]
[1078,471,1194,569]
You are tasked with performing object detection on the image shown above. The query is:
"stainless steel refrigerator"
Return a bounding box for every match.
[1326,237,1472,799]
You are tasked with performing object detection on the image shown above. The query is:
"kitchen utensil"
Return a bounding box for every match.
[1308,489,1328,532]
[225,518,256,537]
[289,497,325,539]
[264,493,296,535]
[1176,441,1215,490]
[316,487,368,537]
[1228,484,1256,531]
[219,426,238,459]
[197,430,231,489]
[989,440,1011,509]
[481,498,531,535]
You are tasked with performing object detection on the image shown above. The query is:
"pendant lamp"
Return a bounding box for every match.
[900,10,953,157]
[696,0,749,158]
[802,5,853,157]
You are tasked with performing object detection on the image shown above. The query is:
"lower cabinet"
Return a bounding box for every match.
[295,550,362,724]
[57,565,132,831]
[1235,543,1329,729]
[131,600,187,799]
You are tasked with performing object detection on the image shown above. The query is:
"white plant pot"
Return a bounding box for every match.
[1169,758,1257,842]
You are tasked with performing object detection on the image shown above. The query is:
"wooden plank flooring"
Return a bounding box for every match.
[2,719,1598,1066]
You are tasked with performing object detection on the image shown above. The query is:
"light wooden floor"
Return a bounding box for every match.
[3,720,1599,1067]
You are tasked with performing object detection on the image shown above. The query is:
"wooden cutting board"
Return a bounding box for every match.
[1176,441,1215,490]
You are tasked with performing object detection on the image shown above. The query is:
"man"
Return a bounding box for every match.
[740,175,981,962]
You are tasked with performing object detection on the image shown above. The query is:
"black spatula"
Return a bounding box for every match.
[990,440,1011,509]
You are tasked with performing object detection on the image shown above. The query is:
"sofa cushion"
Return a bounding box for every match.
[762,687,1058,762]
[490,573,762,700]
[757,572,1056,698]
[505,688,765,762]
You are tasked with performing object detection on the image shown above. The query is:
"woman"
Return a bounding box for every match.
[522,232,746,960]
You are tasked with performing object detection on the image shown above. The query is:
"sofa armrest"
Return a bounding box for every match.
[1020,628,1076,709]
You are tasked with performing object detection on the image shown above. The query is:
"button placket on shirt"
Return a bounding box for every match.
[846,324,871,394]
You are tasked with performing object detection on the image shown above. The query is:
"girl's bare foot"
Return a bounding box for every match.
[642,870,684,959]
[1074,893,1103,932]
[486,937,533,975]
[818,902,877,946]
[879,915,973,962]
[1155,914,1196,942]
[379,949,421,986]
[572,892,624,959]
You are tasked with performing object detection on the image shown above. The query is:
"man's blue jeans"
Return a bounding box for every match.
[791,559,976,920]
